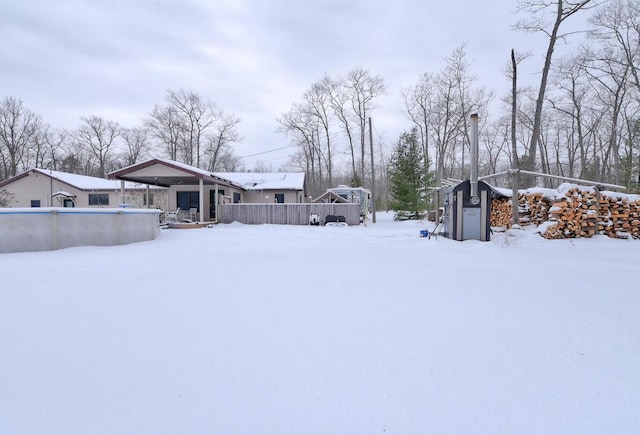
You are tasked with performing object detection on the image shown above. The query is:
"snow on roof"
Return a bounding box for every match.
[32,168,154,190]
[213,172,305,190]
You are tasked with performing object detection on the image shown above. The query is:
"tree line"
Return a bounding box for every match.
[279,0,639,211]
[2,0,639,215]
[0,89,243,181]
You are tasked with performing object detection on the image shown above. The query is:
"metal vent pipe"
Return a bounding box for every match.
[470,113,479,198]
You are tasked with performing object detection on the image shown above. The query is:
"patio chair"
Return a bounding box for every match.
[189,207,198,222]
[165,207,180,223]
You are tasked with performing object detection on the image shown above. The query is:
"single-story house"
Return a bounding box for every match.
[108,158,307,222]
[0,168,167,209]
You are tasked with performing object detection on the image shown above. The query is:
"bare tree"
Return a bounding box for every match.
[514,0,596,182]
[582,43,631,184]
[75,115,122,178]
[39,126,68,171]
[0,97,43,179]
[344,67,386,185]
[145,89,241,168]
[304,81,335,186]
[59,138,96,175]
[325,75,358,185]
[203,112,242,172]
[548,54,591,177]
[402,72,435,178]
[165,89,214,167]
[215,148,244,172]
[589,0,640,93]
[277,106,323,194]
[121,127,151,166]
[146,104,182,160]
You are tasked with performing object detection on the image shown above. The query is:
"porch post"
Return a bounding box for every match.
[214,184,219,224]
[120,180,125,205]
[199,178,204,222]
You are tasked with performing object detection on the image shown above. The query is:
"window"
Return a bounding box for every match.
[143,193,154,206]
[30,200,40,207]
[274,193,285,203]
[63,199,74,208]
[233,192,241,203]
[89,193,109,206]
[176,191,199,211]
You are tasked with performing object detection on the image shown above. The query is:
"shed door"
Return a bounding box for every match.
[462,207,481,240]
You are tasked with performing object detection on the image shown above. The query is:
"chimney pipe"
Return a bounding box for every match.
[470,113,479,199]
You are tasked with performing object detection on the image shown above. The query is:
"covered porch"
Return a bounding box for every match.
[108,158,242,222]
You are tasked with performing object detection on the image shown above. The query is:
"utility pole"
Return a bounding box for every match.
[368,117,376,223]
[510,49,520,228]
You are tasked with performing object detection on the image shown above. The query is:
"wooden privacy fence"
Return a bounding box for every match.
[218,203,362,225]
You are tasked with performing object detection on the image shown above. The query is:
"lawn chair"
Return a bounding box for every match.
[165,207,180,223]
[189,207,198,222]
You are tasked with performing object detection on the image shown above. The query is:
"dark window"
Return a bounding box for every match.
[233,192,241,203]
[275,193,285,203]
[89,193,109,205]
[31,200,41,207]
[143,193,154,206]
[176,191,199,211]
[63,199,74,208]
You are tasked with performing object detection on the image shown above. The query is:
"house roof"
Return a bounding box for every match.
[213,172,306,191]
[0,168,154,191]
[108,158,305,191]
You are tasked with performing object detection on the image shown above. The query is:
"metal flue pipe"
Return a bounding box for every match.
[470,113,479,198]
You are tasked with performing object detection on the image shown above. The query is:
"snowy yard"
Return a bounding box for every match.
[1,212,639,434]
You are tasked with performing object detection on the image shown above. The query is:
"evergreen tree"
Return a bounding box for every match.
[388,128,433,220]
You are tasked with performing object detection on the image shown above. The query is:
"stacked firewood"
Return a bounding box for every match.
[488,184,639,240]
[597,194,640,239]
[541,187,598,239]
[540,186,640,240]
[518,192,552,227]
[490,193,553,230]
[490,198,512,229]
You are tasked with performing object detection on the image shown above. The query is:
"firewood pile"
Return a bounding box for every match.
[541,187,598,239]
[488,184,640,240]
[519,192,552,227]
[596,194,640,239]
[490,192,552,230]
[490,198,512,229]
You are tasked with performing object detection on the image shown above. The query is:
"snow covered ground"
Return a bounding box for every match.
[1,212,639,434]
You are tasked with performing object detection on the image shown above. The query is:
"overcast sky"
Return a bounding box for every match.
[1,0,587,170]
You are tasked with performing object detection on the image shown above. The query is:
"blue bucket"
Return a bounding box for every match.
[420,230,428,238]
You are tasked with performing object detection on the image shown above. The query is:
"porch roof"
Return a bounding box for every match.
[108,158,243,189]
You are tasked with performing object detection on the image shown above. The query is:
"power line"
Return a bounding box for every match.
[240,145,294,159]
